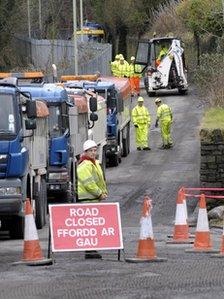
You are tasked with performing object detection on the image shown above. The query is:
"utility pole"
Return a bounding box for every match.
[39,0,42,36]
[27,0,31,38]
[222,0,224,24]
[80,0,84,42]
[73,0,78,75]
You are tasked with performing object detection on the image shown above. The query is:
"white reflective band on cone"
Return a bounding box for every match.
[24,215,39,241]
[139,216,154,239]
[196,209,209,232]
[175,204,187,225]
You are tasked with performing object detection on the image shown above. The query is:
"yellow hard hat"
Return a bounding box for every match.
[155,98,162,104]
[137,96,144,102]
[119,54,124,59]
[115,54,120,60]
[131,56,135,61]
[120,56,125,61]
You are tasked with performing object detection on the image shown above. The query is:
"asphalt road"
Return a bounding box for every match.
[1,88,224,299]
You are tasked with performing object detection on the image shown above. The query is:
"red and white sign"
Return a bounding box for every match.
[49,203,123,252]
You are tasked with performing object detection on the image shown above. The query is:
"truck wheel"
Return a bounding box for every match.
[147,91,156,97]
[35,178,47,229]
[9,216,24,239]
[178,89,188,95]
[122,137,129,157]
[110,154,119,167]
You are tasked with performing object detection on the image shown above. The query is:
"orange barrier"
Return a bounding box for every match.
[167,188,194,244]
[13,199,52,266]
[125,195,166,263]
[186,194,218,253]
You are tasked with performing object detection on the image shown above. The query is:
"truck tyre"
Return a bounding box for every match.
[147,91,156,97]
[35,178,47,229]
[9,216,24,239]
[178,89,188,95]
[110,154,119,167]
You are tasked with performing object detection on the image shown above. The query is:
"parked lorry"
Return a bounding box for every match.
[135,37,188,96]
[61,75,132,167]
[60,75,108,170]
[0,75,49,238]
[18,73,99,203]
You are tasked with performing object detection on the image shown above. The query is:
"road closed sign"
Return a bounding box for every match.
[49,203,123,252]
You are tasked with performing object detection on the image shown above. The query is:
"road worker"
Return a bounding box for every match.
[128,56,142,96]
[155,98,173,149]
[132,96,151,151]
[156,45,169,67]
[111,54,120,76]
[77,139,108,259]
[116,56,129,78]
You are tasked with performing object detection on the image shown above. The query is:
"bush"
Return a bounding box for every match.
[194,53,224,107]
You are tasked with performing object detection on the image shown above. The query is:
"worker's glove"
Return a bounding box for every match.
[155,120,158,128]
[134,124,138,128]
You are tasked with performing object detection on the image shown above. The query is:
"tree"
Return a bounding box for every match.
[86,0,169,58]
[177,0,224,64]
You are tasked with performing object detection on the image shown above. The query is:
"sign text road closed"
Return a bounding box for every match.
[49,203,123,252]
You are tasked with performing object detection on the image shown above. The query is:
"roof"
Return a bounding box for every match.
[19,84,68,103]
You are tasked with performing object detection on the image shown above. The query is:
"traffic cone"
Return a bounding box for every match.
[167,188,194,244]
[13,198,52,266]
[186,194,218,253]
[125,195,166,263]
[211,220,224,258]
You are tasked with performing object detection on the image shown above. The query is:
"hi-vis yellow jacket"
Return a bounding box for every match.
[132,105,151,126]
[77,160,107,202]
[128,63,142,78]
[157,104,172,122]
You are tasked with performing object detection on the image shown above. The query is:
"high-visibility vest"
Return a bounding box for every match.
[111,60,119,76]
[132,105,151,126]
[129,63,142,78]
[77,159,107,201]
[116,63,129,78]
[157,104,172,121]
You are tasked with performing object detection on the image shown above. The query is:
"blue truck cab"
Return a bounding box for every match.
[19,83,74,202]
[0,77,49,238]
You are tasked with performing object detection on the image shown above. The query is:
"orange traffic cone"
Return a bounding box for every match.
[13,198,52,266]
[211,220,224,258]
[126,195,166,263]
[186,194,218,253]
[167,188,193,244]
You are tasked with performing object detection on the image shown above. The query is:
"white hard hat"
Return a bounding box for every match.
[155,98,162,104]
[137,96,144,102]
[131,56,135,61]
[83,140,97,151]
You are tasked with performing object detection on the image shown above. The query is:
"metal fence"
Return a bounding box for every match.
[13,35,112,78]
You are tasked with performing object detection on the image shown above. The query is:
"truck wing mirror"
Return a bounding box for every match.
[25,118,37,130]
[89,96,97,112]
[90,112,98,122]
[26,100,37,118]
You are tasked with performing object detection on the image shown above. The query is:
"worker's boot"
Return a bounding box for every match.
[159,144,166,149]
[137,147,142,151]
[143,147,151,150]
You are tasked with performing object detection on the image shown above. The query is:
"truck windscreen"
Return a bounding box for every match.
[0,94,16,134]
[48,106,63,138]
